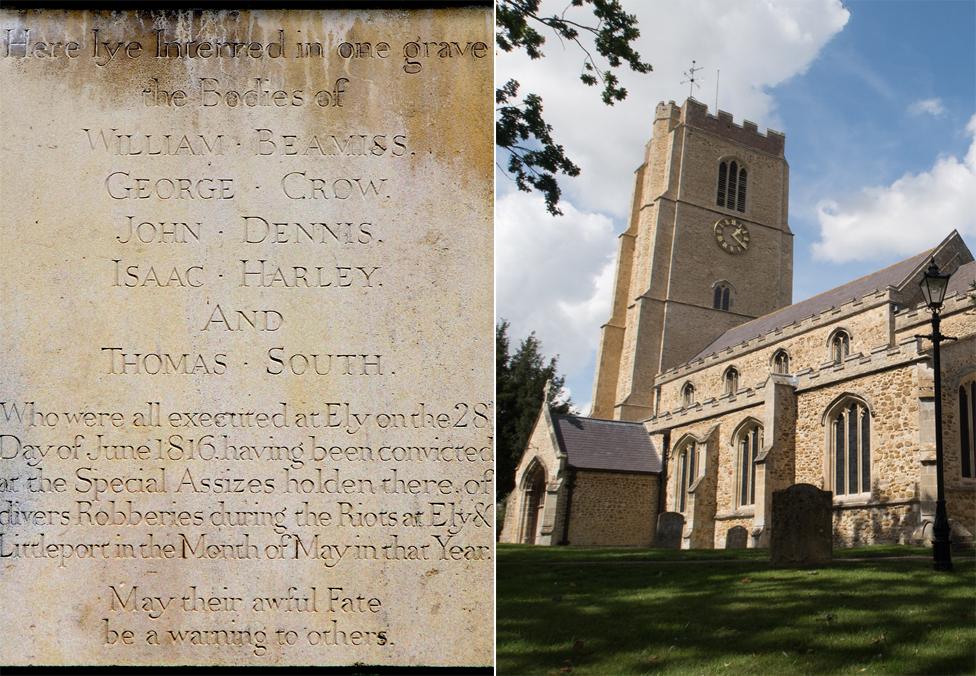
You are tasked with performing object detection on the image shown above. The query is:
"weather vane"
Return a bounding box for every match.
[681,59,703,99]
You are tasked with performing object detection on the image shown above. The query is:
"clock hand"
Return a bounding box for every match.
[731,227,746,247]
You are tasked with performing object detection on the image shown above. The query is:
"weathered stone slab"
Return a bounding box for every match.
[724,525,748,549]
[0,8,492,666]
[770,484,833,565]
[655,512,684,549]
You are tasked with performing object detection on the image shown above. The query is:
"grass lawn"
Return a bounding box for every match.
[497,544,976,674]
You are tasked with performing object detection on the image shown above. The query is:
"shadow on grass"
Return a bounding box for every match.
[497,548,976,674]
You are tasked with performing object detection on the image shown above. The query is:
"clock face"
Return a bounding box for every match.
[714,217,750,254]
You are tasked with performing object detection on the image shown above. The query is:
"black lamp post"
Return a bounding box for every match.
[919,259,954,572]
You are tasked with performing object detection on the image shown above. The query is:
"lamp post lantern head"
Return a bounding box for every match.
[920,258,952,311]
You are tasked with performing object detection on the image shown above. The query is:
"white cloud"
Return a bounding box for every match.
[908,98,945,116]
[812,114,976,263]
[496,191,616,382]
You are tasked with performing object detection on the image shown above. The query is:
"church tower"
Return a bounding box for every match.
[591,98,793,421]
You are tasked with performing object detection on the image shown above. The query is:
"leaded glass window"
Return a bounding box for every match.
[772,349,790,374]
[736,423,762,506]
[724,367,739,396]
[830,400,871,496]
[830,330,851,364]
[675,442,699,512]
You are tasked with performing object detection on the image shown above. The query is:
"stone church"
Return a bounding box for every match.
[500,98,976,549]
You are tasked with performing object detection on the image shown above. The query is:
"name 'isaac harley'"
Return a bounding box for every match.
[109,259,380,287]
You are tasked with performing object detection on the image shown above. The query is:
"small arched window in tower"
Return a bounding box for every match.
[724,367,739,396]
[713,281,733,311]
[830,330,851,364]
[772,349,791,374]
[717,160,748,212]
[681,382,696,408]
[960,376,976,478]
[735,421,763,507]
[828,397,871,496]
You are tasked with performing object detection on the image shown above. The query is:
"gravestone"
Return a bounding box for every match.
[725,525,748,549]
[0,7,492,667]
[656,512,684,549]
[770,483,833,565]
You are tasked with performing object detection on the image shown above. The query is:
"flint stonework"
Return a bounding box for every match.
[0,8,493,666]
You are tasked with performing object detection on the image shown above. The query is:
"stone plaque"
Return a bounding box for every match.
[770,484,833,565]
[655,512,684,549]
[0,8,492,666]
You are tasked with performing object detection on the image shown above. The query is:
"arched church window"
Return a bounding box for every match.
[717,160,747,212]
[827,397,871,496]
[960,376,976,478]
[735,421,762,507]
[829,329,851,364]
[681,382,696,407]
[724,367,739,396]
[674,440,699,512]
[772,349,790,374]
[713,282,733,311]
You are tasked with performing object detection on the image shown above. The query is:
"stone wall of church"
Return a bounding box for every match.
[566,470,659,546]
[656,302,893,415]
[794,365,922,544]
[677,126,787,235]
[940,335,976,538]
[892,292,976,539]
[662,201,790,319]
[795,365,920,500]
[832,503,917,547]
[715,517,753,548]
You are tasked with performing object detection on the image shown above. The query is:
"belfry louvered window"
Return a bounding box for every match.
[961,378,976,478]
[830,399,871,496]
[717,160,747,212]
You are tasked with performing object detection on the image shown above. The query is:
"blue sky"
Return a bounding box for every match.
[496,0,976,413]
[783,0,975,302]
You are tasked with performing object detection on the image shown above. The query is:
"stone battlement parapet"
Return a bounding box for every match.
[655,98,785,156]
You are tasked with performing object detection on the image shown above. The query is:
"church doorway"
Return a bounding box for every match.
[520,462,547,544]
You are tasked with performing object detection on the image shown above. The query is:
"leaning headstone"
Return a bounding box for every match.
[725,525,748,549]
[656,512,685,548]
[770,484,833,565]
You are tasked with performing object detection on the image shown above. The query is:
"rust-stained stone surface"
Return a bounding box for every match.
[0,8,492,667]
